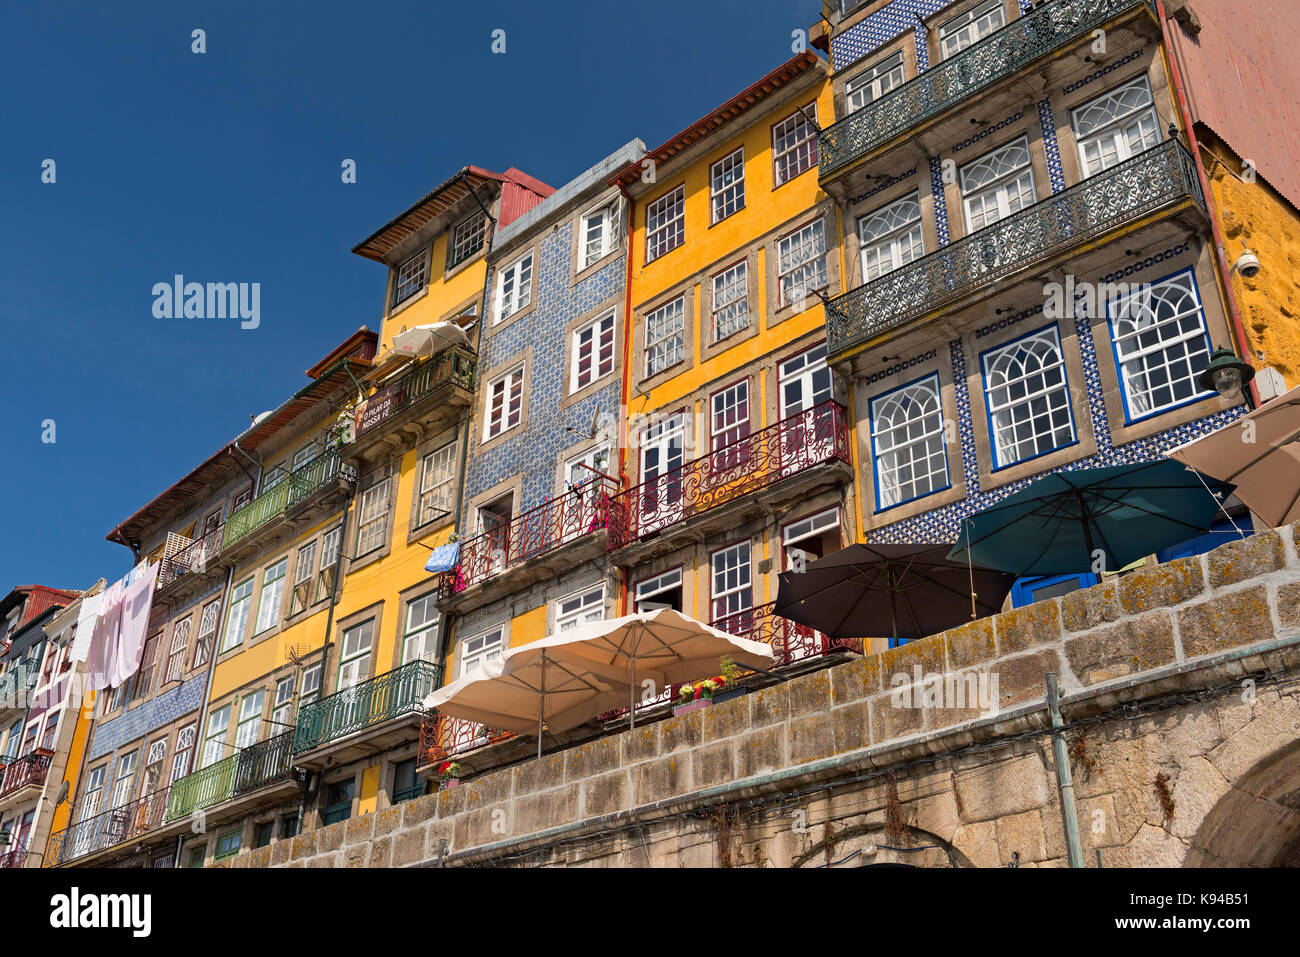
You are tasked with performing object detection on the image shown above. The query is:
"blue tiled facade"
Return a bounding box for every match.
[464,218,625,513]
[862,245,1247,545]
[87,674,207,762]
[831,1,954,72]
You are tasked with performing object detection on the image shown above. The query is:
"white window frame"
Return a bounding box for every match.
[289,540,317,617]
[484,365,526,440]
[710,542,752,623]
[494,251,534,324]
[1071,75,1162,178]
[635,568,683,612]
[980,325,1077,469]
[271,676,296,730]
[571,309,616,393]
[193,599,220,667]
[773,103,819,186]
[235,691,265,749]
[555,585,605,632]
[202,704,231,768]
[869,374,950,510]
[644,297,686,377]
[220,578,253,653]
[356,477,392,556]
[81,765,106,820]
[579,202,618,270]
[417,442,457,526]
[1107,269,1214,421]
[711,261,749,342]
[394,248,429,306]
[253,557,288,635]
[777,219,828,308]
[711,380,750,452]
[845,50,905,113]
[170,726,195,784]
[300,663,322,706]
[939,0,1006,59]
[164,617,191,684]
[857,192,924,282]
[779,344,834,418]
[458,625,506,680]
[449,213,487,268]
[959,137,1036,233]
[110,751,138,808]
[645,185,685,263]
[314,525,343,603]
[338,620,374,690]
[710,148,746,223]
[402,592,440,665]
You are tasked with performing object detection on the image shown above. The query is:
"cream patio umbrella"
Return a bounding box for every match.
[1167,384,1300,527]
[424,609,777,758]
[390,321,470,358]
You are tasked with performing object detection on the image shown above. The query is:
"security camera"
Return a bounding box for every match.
[1232,243,1261,279]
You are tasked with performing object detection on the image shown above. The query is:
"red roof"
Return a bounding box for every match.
[1,586,80,626]
[352,166,554,263]
[611,52,826,189]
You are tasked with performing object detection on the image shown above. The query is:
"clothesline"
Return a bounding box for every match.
[70,560,159,691]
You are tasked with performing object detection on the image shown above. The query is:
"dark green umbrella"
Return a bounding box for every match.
[947,461,1235,577]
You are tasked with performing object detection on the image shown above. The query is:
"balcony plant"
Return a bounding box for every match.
[437,761,462,790]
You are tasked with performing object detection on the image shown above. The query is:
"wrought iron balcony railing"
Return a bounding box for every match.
[441,476,619,598]
[819,0,1146,176]
[292,660,441,754]
[158,525,223,590]
[0,749,52,798]
[0,664,36,710]
[712,602,862,668]
[221,447,353,551]
[46,785,172,867]
[0,846,26,869]
[607,402,851,551]
[826,140,1204,359]
[356,346,477,439]
[418,709,516,765]
[165,730,295,822]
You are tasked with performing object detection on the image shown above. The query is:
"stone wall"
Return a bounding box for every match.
[229,524,1300,868]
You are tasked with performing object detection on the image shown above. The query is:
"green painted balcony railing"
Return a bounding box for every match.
[292,660,442,754]
[0,663,35,709]
[221,448,353,551]
[165,730,295,822]
[826,140,1204,359]
[819,0,1148,176]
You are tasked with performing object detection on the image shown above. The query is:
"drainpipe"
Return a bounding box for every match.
[1156,0,1260,407]
[616,180,637,617]
[229,441,263,491]
[1046,673,1084,868]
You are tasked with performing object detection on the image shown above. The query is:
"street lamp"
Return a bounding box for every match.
[1198,345,1255,404]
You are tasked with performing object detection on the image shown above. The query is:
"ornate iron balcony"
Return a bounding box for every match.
[355,346,477,439]
[440,476,619,598]
[712,602,861,668]
[221,447,354,551]
[165,730,295,822]
[418,709,516,765]
[292,660,442,754]
[607,402,851,551]
[0,846,26,869]
[157,524,223,590]
[826,140,1204,359]
[0,663,34,710]
[819,0,1147,176]
[0,749,52,798]
[46,785,172,867]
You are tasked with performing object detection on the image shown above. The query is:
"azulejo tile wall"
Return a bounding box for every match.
[464,219,625,514]
[86,674,207,762]
[863,245,1248,545]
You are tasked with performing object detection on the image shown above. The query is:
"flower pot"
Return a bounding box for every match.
[440,778,459,790]
[712,687,746,704]
[673,698,714,716]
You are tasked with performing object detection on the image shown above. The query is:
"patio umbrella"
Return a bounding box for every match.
[1167,384,1300,527]
[390,321,470,357]
[423,651,626,759]
[774,543,1017,641]
[519,609,777,730]
[946,460,1235,577]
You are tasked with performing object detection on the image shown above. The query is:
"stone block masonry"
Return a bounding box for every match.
[223,524,1300,868]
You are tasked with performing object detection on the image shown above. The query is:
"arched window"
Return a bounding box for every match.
[870,375,949,509]
[981,326,1076,468]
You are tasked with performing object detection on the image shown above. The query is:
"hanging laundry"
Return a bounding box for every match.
[68,591,104,664]
[83,562,158,691]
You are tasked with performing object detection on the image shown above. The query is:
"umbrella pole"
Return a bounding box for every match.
[537,651,546,760]
[965,521,977,621]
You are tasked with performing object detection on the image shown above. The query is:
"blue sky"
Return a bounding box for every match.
[0,0,818,592]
